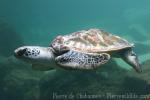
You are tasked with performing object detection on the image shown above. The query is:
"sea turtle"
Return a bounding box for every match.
[14,29,141,73]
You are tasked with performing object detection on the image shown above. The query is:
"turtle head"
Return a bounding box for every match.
[122,48,142,73]
[14,46,55,64]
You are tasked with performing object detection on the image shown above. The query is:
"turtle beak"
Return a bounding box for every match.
[14,47,27,57]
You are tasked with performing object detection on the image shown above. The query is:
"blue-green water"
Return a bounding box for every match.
[0,0,150,100]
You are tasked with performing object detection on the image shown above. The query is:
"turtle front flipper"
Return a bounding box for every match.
[55,50,110,70]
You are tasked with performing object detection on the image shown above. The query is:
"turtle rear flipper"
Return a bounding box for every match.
[55,50,110,70]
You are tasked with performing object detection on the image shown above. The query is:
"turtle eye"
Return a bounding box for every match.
[17,48,27,56]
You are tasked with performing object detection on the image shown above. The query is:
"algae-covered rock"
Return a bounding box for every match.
[38,58,150,100]
[0,56,43,100]
[130,60,150,84]
[122,60,150,97]
[1,56,150,100]
[39,59,127,100]
[0,18,24,57]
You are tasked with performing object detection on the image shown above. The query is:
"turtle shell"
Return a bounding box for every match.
[51,29,133,53]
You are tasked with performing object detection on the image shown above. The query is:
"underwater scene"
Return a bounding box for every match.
[0,0,150,100]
